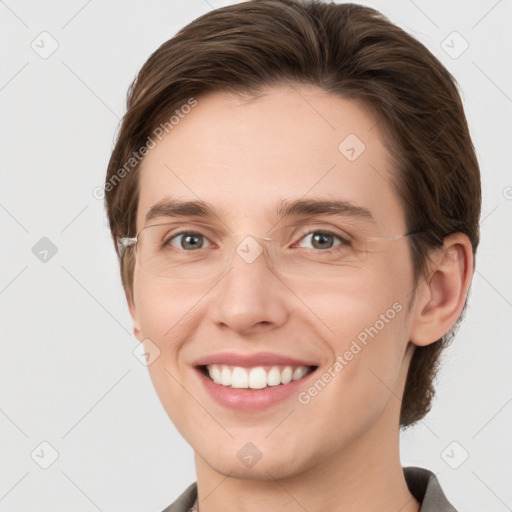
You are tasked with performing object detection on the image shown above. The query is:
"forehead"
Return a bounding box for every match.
[136,84,404,232]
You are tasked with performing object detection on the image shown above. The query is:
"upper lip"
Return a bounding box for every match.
[193,352,317,368]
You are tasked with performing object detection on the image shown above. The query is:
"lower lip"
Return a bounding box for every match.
[196,368,316,411]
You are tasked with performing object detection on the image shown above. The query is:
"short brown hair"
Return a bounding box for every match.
[104,0,481,427]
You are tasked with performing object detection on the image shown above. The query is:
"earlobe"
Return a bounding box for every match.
[128,296,143,342]
[410,233,474,347]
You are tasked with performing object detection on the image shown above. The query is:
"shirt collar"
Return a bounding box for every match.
[404,466,458,511]
[163,467,457,511]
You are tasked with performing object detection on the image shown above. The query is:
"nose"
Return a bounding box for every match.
[208,236,289,335]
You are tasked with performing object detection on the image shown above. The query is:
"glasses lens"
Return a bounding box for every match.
[135,221,402,281]
[137,223,232,280]
[266,222,372,279]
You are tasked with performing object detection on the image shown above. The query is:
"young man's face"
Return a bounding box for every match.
[130,85,419,479]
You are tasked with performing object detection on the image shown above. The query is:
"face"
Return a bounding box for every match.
[130,84,419,480]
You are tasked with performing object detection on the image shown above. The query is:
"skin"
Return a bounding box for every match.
[128,84,473,512]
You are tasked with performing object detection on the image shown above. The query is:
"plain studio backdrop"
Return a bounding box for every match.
[1,1,511,511]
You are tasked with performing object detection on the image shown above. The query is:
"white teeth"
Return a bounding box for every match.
[292,366,308,381]
[231,367,248,388]
[248,367,267,389]
[210,365,221,384]
[206,364,312,389]
[280,366,293,384]
[221,366,231,386]
[267,366,281,386]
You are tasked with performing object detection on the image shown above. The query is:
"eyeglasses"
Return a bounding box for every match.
[117,220,419,283]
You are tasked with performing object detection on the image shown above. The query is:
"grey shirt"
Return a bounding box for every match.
[161,466,457,511]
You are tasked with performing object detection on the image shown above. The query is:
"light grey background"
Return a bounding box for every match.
[1,0,511,510]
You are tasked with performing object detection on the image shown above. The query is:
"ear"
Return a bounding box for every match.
[127,295,143,342]
[410,233,474,346]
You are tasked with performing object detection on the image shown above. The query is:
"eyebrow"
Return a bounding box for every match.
[146,198,218,222]
[144,197,375,226]
[276,198,375,224]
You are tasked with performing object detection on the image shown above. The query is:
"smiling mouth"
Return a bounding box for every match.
[199,364,317,390]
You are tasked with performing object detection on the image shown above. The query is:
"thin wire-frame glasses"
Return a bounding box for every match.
[117,220,420,282]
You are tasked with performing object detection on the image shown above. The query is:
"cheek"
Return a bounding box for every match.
[305,256,412,389]
[317,288,407,378]
[132,274,205,438]
[295,291,409,443]
[304,258,410,343]
[133,270,199,341]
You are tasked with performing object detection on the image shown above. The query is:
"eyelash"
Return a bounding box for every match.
[165,228,352,251]
[294,229,351,250]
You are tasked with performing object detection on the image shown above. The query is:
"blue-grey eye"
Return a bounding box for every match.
[298,231,342,250]
[170,232,209,250]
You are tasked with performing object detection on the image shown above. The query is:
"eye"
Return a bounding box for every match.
[167,231,212,251]
[296,230,348,250]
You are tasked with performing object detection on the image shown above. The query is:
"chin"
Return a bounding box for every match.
[193,434,318,482]
[204,452,304,481]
